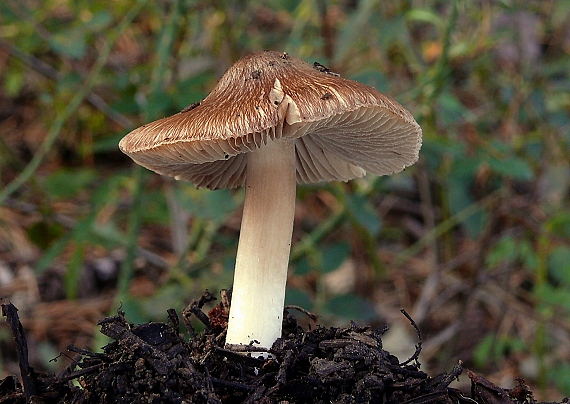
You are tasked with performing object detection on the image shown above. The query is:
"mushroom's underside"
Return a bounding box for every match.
[128,106,419,189]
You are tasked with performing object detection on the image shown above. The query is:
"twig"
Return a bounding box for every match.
[1,302,37,402]
[399,309,422,367]
[57,363,103,383]
[284,305,318,322]
[182,290,218,338]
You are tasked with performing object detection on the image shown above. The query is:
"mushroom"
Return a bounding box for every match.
[119,50,422,350]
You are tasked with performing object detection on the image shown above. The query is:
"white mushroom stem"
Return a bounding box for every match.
[225,137,296,350]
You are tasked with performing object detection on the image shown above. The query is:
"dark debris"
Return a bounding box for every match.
[1,294,567,403]
[313,61,340,76]
[180,101,200,113]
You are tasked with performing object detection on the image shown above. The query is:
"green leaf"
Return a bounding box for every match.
[319,242,351,273]
[44,168,97,199]
[534,284,570,312]
[346,193,381,235]
[323,294,376,322]
[175,187,236,224]
[35,234,71,273]
[549,363,570,395]
[473,333,495,367]
[146,90,173,120]
[48,10,111,59]
[34,215,97,273]
[91,173,129,209]
[27,220,65,250]
[50,30,87,59]
[548,212,570,238]
[350,70,389,92]
[438,92,467,126]
[84,11,112,31]
[174,74,212,110]
[111,95,140,116]
[447,173,485,238]
[405,8,445,30]
[487,156,534,181]
[420,137,464,172]
[548,247,570,286]
[294,256,313,276]
[285,288,313,311]
[486,235,518,267]
[517,239,538,269]
[377,15,407,48]
[57,72,83,93]
[4,68,25,97]
[140,190,169,224]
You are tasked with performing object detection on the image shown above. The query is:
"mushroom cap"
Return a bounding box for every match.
[119,50,422,189]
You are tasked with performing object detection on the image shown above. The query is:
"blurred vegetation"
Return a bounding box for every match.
[1,0,569,399]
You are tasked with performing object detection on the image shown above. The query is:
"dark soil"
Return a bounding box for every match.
[1,292,566,404]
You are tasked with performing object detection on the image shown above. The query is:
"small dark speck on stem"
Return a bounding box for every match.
[251,70,262,80]
[321,92,331,100]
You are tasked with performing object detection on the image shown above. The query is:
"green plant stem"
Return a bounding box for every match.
[115,165,146,305]
[534,234,550,395]
[65,241,85,300]
[410,0,458,121]
[290,209,346,262]
[0,0,148,205]
[429,0,457,98]
[149,0,181,105]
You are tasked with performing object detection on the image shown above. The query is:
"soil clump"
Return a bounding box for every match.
[1,292,564,403]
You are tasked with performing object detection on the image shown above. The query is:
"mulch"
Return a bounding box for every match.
[1,291,567,403]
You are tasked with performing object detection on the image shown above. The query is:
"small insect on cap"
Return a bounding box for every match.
[119,50,422,189]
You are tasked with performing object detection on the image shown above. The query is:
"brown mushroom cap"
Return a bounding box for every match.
[119,50,422,189]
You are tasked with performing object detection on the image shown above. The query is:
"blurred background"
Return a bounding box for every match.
[1,0,569,399]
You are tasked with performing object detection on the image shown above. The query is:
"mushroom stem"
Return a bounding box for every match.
[225,137,296,349]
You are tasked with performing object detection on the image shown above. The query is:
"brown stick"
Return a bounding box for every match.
[2,302,37,402]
